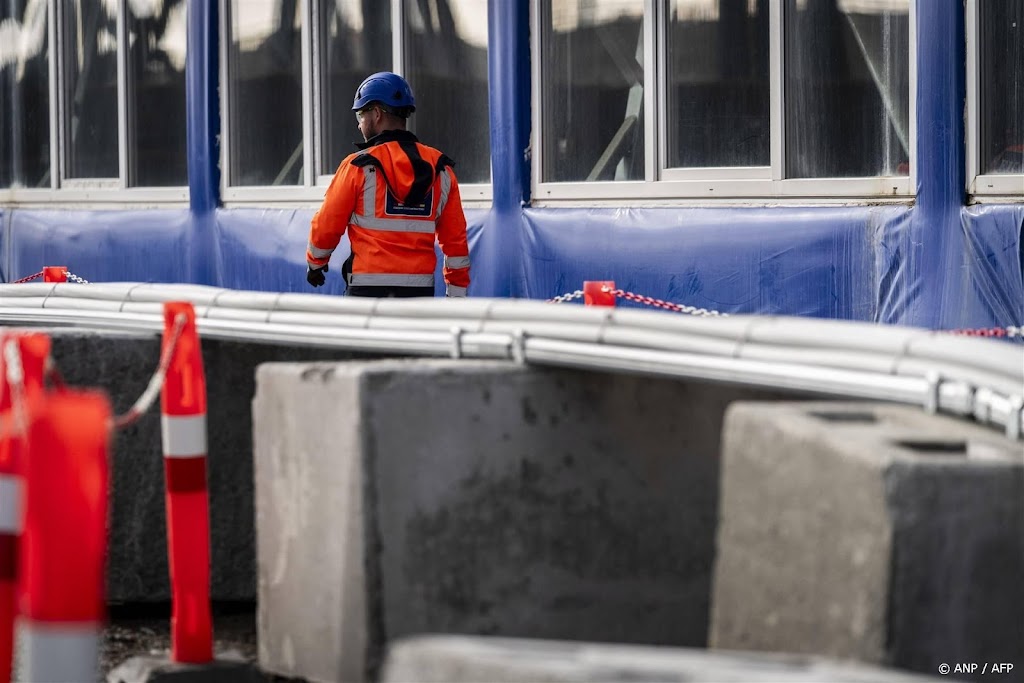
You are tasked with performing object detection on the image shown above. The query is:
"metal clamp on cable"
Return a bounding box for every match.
[450,326,464,360]
[1006,395,1024,441]
[923,371,941,414]
[510,329,527,365]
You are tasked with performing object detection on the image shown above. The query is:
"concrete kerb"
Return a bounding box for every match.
[380,634,949,683]
[710,401,1024,682]
[253,358,801,683]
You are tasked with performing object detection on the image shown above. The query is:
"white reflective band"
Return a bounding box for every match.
[161,414,208,457]
[307,242,334,259]
[444,255,471,269]
[437,168,452,216]
[349,273,435,287]
[363,166,377,215]
[447,285,468,297]
[0,474,20,533]
[20,621,100,683]
[350,215,436,233]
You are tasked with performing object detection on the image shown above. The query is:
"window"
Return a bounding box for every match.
[0,0,187,196]
[222,0,491,201]
[534,0,913,201]
[969,0,1024,195]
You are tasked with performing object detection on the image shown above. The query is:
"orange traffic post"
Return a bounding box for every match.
[583,280,617,307]
[41,267,67,283]
[19,390,110,683]
[0,332,49,683]
[160,302,213,663]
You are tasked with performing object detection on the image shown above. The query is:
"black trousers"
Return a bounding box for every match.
[346,285,435,298]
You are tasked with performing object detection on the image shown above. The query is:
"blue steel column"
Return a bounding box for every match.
[909,0,965,327]
[474,0,531,297]
[186,0,221,284]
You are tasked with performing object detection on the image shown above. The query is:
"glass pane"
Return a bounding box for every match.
[541,0,645,182]
[0,0,51,189]
[62,0,119,179]
[784,0,910,178]
[319,0,391,175]
[666,0,769,168]
[979,0,1024,175]
[403,0,489,184]
[127,0,187,186]
[228,0,304,186]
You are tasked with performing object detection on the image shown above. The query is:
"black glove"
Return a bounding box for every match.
[307,264,328,287]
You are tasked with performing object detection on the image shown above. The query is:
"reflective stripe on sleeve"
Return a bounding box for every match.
[349,273,435,287]
[307,242,335,259]
[444,255,471,269]
[446,285,468,297]
[350,215,436,233]
[437,168,452,216]
[161,414,208,458]
[0,474,20,533]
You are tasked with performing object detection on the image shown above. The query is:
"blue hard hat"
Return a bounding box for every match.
[352,72,416,112]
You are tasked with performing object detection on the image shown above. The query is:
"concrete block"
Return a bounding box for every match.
[710,402,1024,682]
[106,652,263,683]
[254,359,796,683]
[380,635,947,682]
[44,330,373,602]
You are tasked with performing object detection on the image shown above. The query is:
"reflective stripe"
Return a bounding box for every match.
[447,285,468,297]
[307,242,334,259]
[350,214,436,233]
[161,414,207,458]
[362,165,376,216]
[21,621,100,683]
[437,168,452,216]
[349,273,435,287]
[444,255,471,269]
[0,474,20,533]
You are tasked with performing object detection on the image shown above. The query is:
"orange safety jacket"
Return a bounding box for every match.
[307,130,471,296]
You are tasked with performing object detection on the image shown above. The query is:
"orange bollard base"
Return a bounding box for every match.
[583,280,616,307]
[106,652,262,683]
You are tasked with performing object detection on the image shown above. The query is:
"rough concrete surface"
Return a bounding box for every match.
[254,359,798,683]
[381,635,948,682]
[43,330,379,603]
[710,402,1024,683]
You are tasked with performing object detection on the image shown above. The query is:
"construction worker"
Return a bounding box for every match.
[305,71,471,297]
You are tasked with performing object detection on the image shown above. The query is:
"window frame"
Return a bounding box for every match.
[220,0,492,208]
[2,0,190,205]
[965,0,1024,200]
[531,0,917,205]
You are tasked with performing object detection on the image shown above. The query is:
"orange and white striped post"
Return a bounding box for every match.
[41,267,67,283]
[160,302,213,663]
[0,332,49,683]
[19,390,110,683]
[583,280,616,307]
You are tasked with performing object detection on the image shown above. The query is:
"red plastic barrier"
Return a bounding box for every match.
[19,390,110,683]
[160,302,213,663]
[584,280,617,307]
[41,267,67,283]
[0,332,49,683]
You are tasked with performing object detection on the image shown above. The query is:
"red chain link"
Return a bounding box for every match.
[12,271,44,284]
[948,327,1021,339]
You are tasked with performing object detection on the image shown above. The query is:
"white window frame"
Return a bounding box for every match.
[221,0,492,208]
[531,0,916,205]
[966,0,1024,200]
[2,0,190,207]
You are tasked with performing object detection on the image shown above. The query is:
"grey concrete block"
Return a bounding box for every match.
[380,635,947,682]
[106,652,263,683]
[44,330,375,602]
[254,359,797,683]
[710,402,1024,682]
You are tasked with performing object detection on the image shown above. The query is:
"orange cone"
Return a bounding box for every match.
[584,280,616,307]
[160,302,213,663]
[19,390,110,683]
[0,332,49,683]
